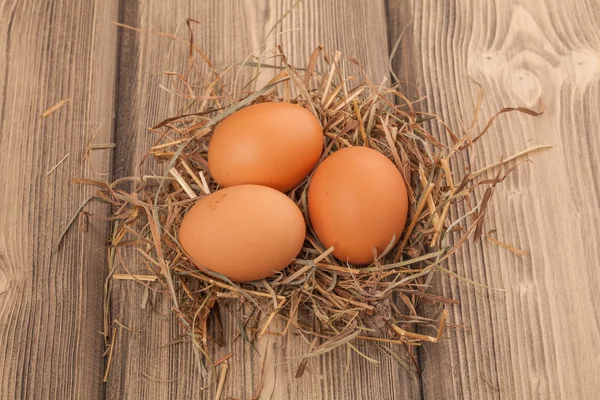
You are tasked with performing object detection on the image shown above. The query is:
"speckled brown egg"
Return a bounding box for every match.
[308,146,409,265]
[208,102,323,192]
[178,185,306,282]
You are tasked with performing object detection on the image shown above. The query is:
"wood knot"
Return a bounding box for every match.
[505,69,541,106]
[468,5,600,102]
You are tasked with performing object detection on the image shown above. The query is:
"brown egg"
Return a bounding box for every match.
[178,185,306,282]
[208,102,323,192]
[308,146,409,265]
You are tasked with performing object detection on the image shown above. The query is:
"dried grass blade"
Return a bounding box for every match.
[470,145,552,179]
[394,181,435,261]
[214,362,229,400]
[486,236,529,256]
[321,51,342,104]
[469,101,545,145]
[40,97,70,117]
[46,153,70,176]
[287,329,361,361]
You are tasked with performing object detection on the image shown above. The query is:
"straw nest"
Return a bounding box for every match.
[78,42,545,382]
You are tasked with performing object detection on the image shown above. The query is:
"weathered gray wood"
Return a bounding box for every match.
[388,1,600,399]
[0,0,119,399]
[107,1,419,399]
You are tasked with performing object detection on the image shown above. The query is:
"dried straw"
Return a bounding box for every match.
[77,36,546,386]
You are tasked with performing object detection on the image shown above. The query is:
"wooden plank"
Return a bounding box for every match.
[107,1,420,399]
[0,1,119,399]
[388,1,600,399]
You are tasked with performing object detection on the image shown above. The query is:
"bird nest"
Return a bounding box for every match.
[79,41,544,384]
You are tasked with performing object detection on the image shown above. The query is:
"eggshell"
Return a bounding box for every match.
[308,146,409,265]
[178,185,306,282]
[208,102,323,192]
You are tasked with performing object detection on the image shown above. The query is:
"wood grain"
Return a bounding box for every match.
[4,1,596,398]
[388,1,600,399]
[0,0,118,399]
[107,1,419,399]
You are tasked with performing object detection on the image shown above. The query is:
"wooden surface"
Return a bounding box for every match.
[389,1,600,399]
[1,0,599,399]
[0,0,118,399]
